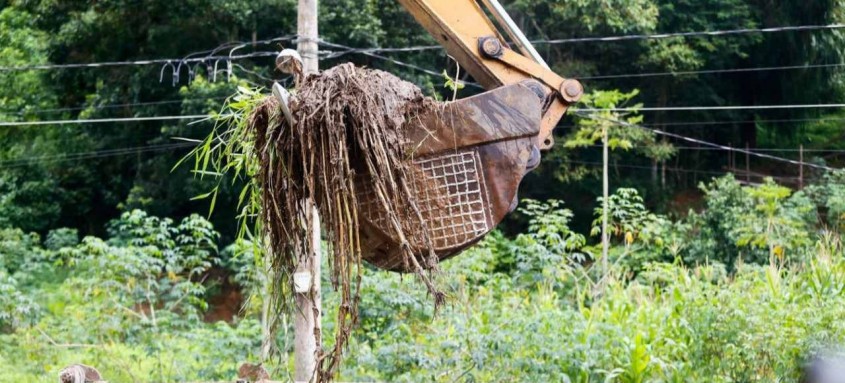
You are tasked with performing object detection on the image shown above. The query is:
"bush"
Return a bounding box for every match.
[685,175,816,267]
[340,221,845,383]
[4,174,845,381]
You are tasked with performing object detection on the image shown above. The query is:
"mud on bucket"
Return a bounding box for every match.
[358,82,544,272]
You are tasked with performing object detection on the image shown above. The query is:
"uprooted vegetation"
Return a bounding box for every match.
[189,63,447,379]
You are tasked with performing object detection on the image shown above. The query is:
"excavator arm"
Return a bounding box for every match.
[397,0,583,149]
[357,0,584,271]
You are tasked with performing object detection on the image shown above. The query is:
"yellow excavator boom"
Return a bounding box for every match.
[396,0,583,149]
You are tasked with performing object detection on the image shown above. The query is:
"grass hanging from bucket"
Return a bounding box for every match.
[185,63,446,381]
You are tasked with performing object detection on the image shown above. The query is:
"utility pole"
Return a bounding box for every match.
[298,0,320,74]
[727,143,732,171]
[745,142,751,184]
[601,123,609,277]
[799,144,804,189]
[295,1,320,382]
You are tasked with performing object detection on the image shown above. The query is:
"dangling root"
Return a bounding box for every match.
[248,63,445,381]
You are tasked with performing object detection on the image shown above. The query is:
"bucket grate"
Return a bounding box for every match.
[358,149,490,250]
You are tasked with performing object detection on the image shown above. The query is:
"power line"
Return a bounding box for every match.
[0,51,279,72]
[574,111,836,171]
[538,23,845,44]
[0,142,197,169]
[2,97,228,115]
[9,104,845,129]
[0,35,296,73]
[578,62,845,80]
[310,23,845,55]
[0,115,209,127]
[560,158,745,177]
[319,40,484,89]
[619,116,845,127]
[562,116,845,129]
[4,22,844,72]
[327,43,845,83]
[578,104,845,113]
[583,144,845,153]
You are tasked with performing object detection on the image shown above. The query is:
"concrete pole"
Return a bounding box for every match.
[746,142,751,184]
[601,123,609,277]
[298,0,320,74]
[799,144,804,189]
[295,1,320,382]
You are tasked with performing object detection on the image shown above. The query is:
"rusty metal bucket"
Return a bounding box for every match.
[357,81,545,272]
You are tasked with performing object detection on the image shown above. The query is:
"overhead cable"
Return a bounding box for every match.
[579,62,845,80]
[579,104,845,113]
[2,97,228,115]
[562,159,754,177]
[319,40,484,89]
[0,142,197,169]
[583,144,845,153]
[0,51,281,72]
[539,23,845,44]
[311,23,845,55]
[0,35,295,73]
[573,111,837,171]
[0,115,209,127]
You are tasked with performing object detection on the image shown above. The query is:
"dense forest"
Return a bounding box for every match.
[3,0,845,381]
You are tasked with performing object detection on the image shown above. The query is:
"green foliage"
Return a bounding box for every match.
[7,0,845,381]
[589,188,679,270]
[339,225,845,383]
[441,69,466,100]
[511,199,586,287]
[0,271,37,331]
[567,89,646,150]
[733,180,814,262]
[0,7,65,233]
[806,170,845,229]
[43,228,78,251]
[0,228,40,273]
[538,89,676,192]
[3,174,845,381]
[0,7,53,117]
[685,175,816,267]
[0,211,234,381]
[66,210,220,329]
[1,0,844,242]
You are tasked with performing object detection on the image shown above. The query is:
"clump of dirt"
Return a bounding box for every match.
[248,63,444,380]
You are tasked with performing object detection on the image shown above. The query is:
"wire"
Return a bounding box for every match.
[2,97,229,116]
[578,104,845,113]
[582,144,845,153]
[573,111,837,171]
[306,23,845,56]
[0,115,209,127]
[0,142,197,169]
[0,51,278,72]
[578,62,845,80]
[4,22,844,71]
[559,158,761,177]
[538,23,845,44]
[326,45,845,85]
[319,40,484,89]
[0,34,295,72]
[560,116,845,130]
[361,51,483,89]
[611,116,845,127]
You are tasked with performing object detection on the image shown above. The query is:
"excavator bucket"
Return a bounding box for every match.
[357,82,545,272]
